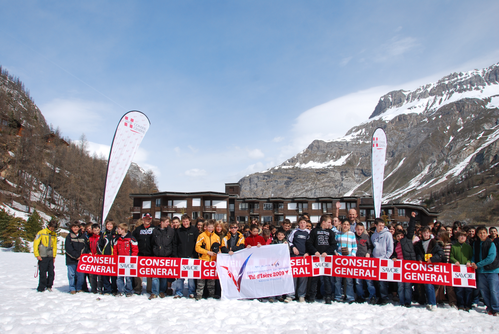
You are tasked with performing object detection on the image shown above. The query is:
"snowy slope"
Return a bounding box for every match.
[1,250,497,334]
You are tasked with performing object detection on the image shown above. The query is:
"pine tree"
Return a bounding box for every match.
[25,210,43,241]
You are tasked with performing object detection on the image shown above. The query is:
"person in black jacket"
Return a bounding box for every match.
[306,214,337,304]
[99,220,117,294]
[65,222,87,294]
[172,214,199,298]
[149,218,176,299]
[355,222,376,303]
[414,226,444,311]
[132,214,155,294]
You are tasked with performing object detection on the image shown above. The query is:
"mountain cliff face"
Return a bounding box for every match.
[239,63,499,222]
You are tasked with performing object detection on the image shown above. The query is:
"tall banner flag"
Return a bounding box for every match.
[371,128,387,219]
[216,244,295,300]
[101,111,150,223]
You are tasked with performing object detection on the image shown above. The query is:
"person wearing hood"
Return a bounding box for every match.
[173,214,199,299]
[371,218,393,305]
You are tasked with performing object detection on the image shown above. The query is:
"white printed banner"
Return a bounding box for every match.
[371,128,387,219]
[102,111,150,222]
[312,256,333,276]
[180,258,202,279]
[379,259,402,282]
[217,244,294,300]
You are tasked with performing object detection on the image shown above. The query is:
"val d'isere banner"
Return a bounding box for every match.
[216,244,295,300]
[101,111,150,223]
[371,128,387,219]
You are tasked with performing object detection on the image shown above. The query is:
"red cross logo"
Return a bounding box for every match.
[373,137,379,148]
[124,116,135,129]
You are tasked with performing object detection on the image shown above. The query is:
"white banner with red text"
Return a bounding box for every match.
[216,244,295,300]
[77,254,476,289]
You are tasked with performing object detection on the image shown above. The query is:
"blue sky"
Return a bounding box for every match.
[1,0,499,192]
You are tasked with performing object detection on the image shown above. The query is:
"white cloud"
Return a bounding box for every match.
[374,36,419,62]
[273,136,284,143]
[247,148,265,159]
[185,168,207,177]
[340,56,352,66]
[188,145,198,153]
[40,98,113,135]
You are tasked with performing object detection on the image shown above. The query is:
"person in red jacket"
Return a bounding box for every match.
[113,223,138,297]
[88,223,102,294]
[245,225,266,248]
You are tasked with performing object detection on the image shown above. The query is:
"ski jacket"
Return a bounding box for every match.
[473,238,499,273]
[65,231,87,265]
[221,231,245,253]
[392,237,416,261]
[88,233,101,255]
[34,228,57,258]
[371,227,394,259]
[113,232,138,256]
[415,238,444,263]
[450,242,473,265]
[99,230,116,256]
[151,226,175,257]
[306,227,337,255]
[173,225,199,258]
[355,232,373,258]
[288,228,309,256]
[336,231,357,256]
[195,231,220,262]
[132,224,155,256]
[245,234,266,247]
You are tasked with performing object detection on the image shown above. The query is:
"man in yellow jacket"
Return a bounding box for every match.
[33,221,58,292]
[194,220,220,300]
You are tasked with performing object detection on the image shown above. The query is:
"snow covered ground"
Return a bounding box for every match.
[0,249,496,334]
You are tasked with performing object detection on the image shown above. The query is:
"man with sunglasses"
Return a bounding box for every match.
[221,223,246,254]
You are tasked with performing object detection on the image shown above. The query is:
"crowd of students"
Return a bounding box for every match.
[57,211,499,315]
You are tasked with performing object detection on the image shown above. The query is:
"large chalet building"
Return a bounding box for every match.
[130,183,438,228]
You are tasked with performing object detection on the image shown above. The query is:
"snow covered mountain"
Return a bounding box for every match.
[238,63,499,221]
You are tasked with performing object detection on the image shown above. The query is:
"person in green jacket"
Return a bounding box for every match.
[450,231,473,311]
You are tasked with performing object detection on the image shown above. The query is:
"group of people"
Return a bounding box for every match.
[33,210,499,315]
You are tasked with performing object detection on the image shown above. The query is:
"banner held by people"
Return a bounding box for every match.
[101,111,151,224]
[371,127,387,219]
[216,244,295,300]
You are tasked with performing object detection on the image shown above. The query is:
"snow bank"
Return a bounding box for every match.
[0,250,496,334]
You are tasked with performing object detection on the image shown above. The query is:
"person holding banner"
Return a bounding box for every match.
[285,217,310,303]
[133,215,155,295]
[65,222,87,294]
[195,220,220,300]
[113,223,139,297]
[150,217,176,299]
[371,218,393,305]
[221,223,245,254]
[173,214,199,299]
[450,231,473,311]
[334,220,357,304]
[306,214,337,304]
[354,222,376,304]
[414,226,444,311]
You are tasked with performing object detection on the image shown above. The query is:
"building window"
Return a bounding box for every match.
[286,215,297,223]
[238,216,248,223]
[155,198,161,207]
[262,216,273,223]
[214,213,227,221]
[360,209,366,217]
[263,203,273,211]
[192,198,201,207]
[192,212,199,219]
[346,202,357,210]
[310,216,320,223]
[398,209,406,217]
[229,203,235,212]
[338,202,346,210]
[204,200,211,207]
[155,211,161,219]
[312,203,320,210]
[275,215,284,222]
[142,200,151,209]
[239,203,248,210]
[287,203,297,210]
